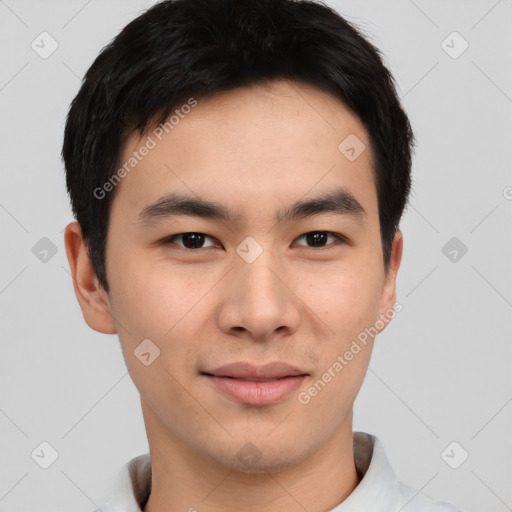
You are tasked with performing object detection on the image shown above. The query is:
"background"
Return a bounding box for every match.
[1,0,511,511]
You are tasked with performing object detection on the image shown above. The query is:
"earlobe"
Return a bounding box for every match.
[64,222,117,334]
[376,229,403,333]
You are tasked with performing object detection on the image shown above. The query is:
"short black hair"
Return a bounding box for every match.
[62,0,414,293]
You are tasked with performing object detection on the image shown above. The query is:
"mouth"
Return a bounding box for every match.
[203,376,297,381]
[200,362,309,406]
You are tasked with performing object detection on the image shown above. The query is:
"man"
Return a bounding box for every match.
[62,0,466,510]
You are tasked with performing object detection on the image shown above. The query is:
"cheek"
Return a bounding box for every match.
[108,260,204,412]
[108,253,190,334]
[301,260,384,339]
[108,256,215,375]
[297,270,381,418]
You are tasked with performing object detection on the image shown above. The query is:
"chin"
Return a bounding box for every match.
[230,457,300,474]
[210,441,314,475]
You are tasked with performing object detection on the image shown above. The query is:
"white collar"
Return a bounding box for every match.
[96,431,463,512]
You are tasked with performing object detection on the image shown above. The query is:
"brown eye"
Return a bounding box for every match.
[294,231,345,248]
[164,232,217,249]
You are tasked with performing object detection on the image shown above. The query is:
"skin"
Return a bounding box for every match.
[65,79,402,512]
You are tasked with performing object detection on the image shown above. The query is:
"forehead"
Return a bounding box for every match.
[113,79,378,224]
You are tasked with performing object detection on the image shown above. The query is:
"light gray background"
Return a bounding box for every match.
[1,0,511,511]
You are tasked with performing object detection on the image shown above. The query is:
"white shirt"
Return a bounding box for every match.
[92,432,466,512]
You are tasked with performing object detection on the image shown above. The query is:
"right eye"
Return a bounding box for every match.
[162,232,219,250]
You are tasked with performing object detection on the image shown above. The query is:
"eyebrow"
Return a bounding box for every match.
[137,187,367,226]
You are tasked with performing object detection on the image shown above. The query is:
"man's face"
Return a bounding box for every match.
[97,80,401,472]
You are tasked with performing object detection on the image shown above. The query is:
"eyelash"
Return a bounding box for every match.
[161,231,348,251]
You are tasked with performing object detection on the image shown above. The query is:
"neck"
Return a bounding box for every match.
[142,404,360,512]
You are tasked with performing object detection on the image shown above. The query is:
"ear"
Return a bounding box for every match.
[64,222,117,334]
[376,229,403,333]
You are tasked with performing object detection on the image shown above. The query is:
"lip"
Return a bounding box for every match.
[201,362,309,406]
[205,361,307,380]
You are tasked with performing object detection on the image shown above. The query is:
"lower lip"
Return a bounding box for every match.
[204,375,307,406]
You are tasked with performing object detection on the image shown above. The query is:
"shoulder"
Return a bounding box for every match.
[88,453,151,512]
[395,479,467,512]
[351,432,467,512]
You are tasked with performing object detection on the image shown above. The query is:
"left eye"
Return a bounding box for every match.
[163,231,345,250]
[295,231,345,248]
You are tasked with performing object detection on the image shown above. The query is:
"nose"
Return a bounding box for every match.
[216,247,301,342]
